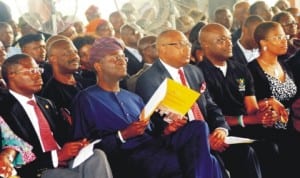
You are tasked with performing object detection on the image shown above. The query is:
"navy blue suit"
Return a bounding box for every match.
[135,60,229,132]
[124,48,144,76]
[72,84,223,178]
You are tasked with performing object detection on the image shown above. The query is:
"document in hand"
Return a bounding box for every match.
[72,139,101,168]
[141,78,200,120]
[224,136,256,144]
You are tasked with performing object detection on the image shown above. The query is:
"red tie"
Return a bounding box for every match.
[28,100,58,152]
[178,69,204,121]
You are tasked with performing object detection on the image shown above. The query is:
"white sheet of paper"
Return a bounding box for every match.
[224,136,256,144]
[72,139,101,168]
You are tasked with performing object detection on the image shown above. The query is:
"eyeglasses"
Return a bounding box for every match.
[215,36,232,45]
[267,35,290,41]
[162,41,192,49]
[282,21,298,27]
[107,54,128,65]
[13,67,44,75]
[142,42,156,50]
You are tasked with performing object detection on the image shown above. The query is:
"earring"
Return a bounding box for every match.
[263,46,267,51]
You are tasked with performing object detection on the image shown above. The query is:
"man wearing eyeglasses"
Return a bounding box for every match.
[272,11,299,61]
[135,29,265,178]
[72,36,223,178]
[126,35,158,92]
[0,53,113,178]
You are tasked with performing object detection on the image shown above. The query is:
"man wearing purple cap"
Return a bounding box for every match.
[72,37,223,178]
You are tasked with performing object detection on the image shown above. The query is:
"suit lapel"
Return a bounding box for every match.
[35,97,56,132]
[156,60,172,81]
[7,95,41,147]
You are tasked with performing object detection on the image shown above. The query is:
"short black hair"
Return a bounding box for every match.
[1,53,31,84]
[18,33,45,48]
[72,35,96,51]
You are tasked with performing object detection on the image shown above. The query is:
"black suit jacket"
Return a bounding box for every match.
[232,42,248,65]
[0,90,71,178]
[124,48,144,76]
[135,60,229,133]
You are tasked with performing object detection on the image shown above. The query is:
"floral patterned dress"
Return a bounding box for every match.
[1,116,36,167]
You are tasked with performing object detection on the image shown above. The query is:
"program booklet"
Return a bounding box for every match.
[140,78,200,120]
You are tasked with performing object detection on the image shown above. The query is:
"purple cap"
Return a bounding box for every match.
[89,37,125,65]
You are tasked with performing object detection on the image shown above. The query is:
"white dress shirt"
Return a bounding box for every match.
[9,90,59,167]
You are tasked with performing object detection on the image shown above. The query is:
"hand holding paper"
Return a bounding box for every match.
[142,78,200,120]
[72,139,101,168]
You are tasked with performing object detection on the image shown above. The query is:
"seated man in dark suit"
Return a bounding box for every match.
[135,29,261,178]
[126,35,158,92]
[72,37,223,178]
[0,54,112,178]
[232,15,263,65]
[120,23,144,76]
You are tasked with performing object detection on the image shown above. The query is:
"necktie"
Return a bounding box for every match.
[178,69,204,121]
[28,100,58,152]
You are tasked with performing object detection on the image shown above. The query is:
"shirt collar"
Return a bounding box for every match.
[159,59,184,83]
[9,89,35,105]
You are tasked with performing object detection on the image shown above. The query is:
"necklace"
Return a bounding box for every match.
[258,59,281,78]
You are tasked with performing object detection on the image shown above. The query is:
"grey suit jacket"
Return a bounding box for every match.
[126,63,151,92]
[135,60,229,132]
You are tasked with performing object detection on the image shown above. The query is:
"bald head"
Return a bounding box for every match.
[157,29,191,68]
[199,23,229,45]
[233,1,250,26]
[233,1,250,11]
[249,1,273,21]
[156,29,187,48]
[46,35,71,54]
[47,39,74,58]
[199,23,232,62]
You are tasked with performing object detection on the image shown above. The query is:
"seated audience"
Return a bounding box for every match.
[232,15,264,65]
[274,0,290,11]
[0,116,36,178]
[72,35,97,86]
[0,22,21,58]
[95,20,115,38]
[198,23,283,178]
[18,33,52,84]
[188,21,207,64]
[249,1,273,21]
[231,1,250,43]
[41,36,90,124]
[213,7,233,31]
[247,21,300,178]
[137,27,262,178]
[109,11,127,39]
[120,23,144,76]
[72,37,223,178]
[0,53,113,178]
[272,11,300,61]
[126,35,158,92]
